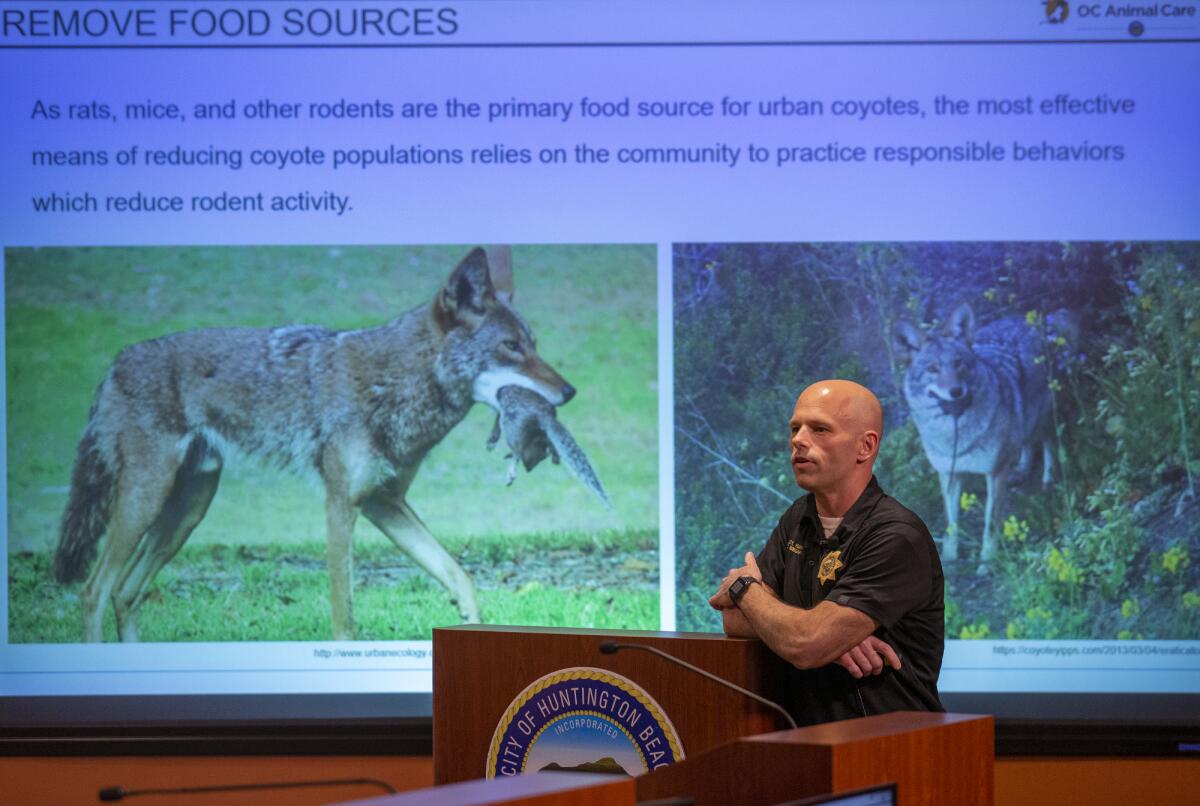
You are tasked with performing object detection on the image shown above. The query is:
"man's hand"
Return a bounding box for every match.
[836,636,901,679]
[708,552,762,610]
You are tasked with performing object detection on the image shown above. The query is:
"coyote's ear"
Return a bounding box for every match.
[485,245,514,304]
[945,303,975,342]
[436,247,495,328]
[893,320,924,360]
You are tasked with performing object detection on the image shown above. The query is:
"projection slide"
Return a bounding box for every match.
[1,2,1197,720]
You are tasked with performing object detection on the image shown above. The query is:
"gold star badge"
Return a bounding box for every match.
[818,550,843,586]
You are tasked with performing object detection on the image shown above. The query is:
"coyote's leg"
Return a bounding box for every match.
[112,442,222,641]
[325,493,359,642]
[1041,437,1058,488]
[980,468,1008,574]
[362,492,481,623]
[80,432,181,642]
[319,445,364,641]
[1016,444,1034,478]
[937,470,964,563]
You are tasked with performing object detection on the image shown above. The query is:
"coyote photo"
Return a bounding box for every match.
[894,303,1072,570]
[52,246,576,642]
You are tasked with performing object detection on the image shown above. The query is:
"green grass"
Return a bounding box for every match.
[5,244,660,641]
[10,529,659,642]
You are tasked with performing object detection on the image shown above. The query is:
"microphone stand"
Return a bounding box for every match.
[599,640,797,730]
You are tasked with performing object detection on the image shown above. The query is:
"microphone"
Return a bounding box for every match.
[598,641,797,730]
[97,777,396,801]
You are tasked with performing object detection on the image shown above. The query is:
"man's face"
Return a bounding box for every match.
[789,393,860,494]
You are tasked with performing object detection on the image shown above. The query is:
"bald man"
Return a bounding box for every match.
[709,380,944,725]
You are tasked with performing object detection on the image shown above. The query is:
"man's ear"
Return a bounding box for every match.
[858,430,880,463]
[434,247,495,329]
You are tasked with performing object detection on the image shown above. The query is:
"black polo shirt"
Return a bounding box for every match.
[756,476,944,725]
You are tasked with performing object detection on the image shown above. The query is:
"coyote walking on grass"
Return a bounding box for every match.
[53,246,574,641]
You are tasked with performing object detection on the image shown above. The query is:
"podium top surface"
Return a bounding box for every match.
[342,771,633,806]
[435,623,757,642]
[746,712,993,746]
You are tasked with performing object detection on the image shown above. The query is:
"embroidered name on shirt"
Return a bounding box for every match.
[786,539,804,556]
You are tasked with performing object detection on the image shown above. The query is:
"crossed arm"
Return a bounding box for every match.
[710,552,900,678]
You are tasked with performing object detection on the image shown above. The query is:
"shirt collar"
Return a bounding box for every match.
[801,476,885,546]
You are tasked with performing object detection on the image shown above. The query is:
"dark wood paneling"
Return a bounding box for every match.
[637,740,832,806]
[821,713,993,805]
[638,712,993,806]
[432,625,790,784]
[433,627,993,805]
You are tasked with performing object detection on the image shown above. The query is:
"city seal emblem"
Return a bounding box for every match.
[486,666,684,778]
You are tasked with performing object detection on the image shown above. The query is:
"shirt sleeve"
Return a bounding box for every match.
[756,502,797,595]
[825,520,934,630]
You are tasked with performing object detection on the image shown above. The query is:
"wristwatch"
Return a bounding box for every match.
[728,576,760,606]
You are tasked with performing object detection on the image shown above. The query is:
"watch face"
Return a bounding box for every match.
[729,578,745,601]
[730,577,752,603]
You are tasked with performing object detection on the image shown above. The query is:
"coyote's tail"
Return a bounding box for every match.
[54,427,116,584]
[543,417,613,511]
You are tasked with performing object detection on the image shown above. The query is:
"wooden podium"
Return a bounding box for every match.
[635,711,992,805]
[430,625,993,805]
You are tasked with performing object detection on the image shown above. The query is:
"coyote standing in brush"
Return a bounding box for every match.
[894,303,1073,571]
[53,246,574,641]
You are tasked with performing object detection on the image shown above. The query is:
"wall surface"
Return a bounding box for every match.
[994,757,1200,806]
[3,754,1199,805]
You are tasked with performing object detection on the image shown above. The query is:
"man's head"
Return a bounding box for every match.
[789,380,883,508]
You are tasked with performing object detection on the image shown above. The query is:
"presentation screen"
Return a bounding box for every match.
[2,1,1197,731]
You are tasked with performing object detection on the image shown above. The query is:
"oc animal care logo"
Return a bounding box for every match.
[1044,0,1070,23]
[487,667,683,778]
